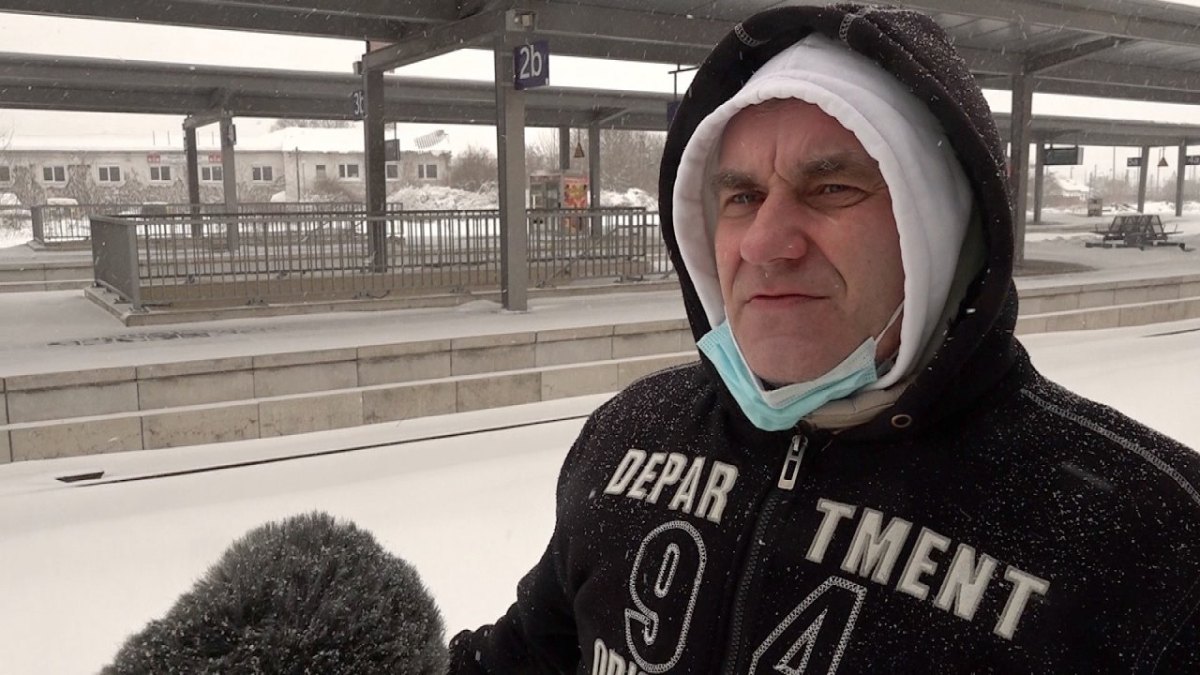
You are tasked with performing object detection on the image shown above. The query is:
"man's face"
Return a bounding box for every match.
[712,99,904,384]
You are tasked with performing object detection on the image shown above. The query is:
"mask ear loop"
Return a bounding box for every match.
[875,301,905,342]
[873,301,905,378]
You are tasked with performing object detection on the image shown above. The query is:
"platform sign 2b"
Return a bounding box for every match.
[1127,156,1143,168]
[514,41,549,90]
[1187,155,1200,166]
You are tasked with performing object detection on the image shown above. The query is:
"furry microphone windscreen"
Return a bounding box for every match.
[101,512,448,675]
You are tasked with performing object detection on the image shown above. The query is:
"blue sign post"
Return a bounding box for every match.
[514,40,550,90]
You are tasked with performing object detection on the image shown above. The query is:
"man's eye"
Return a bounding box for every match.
[814,184,869,205]
[729,192,760,205]
[818,184,853,194]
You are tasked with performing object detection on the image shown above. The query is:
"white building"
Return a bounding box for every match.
[0,127,451,206]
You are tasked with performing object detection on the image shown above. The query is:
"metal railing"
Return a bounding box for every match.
[91,207,673,309]
[34,201,368,245]
[0,205,32,235]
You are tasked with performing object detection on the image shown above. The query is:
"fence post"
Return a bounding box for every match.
[30,206,44,245]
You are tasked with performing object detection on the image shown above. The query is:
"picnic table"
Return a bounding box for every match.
[1085,214,1190,251]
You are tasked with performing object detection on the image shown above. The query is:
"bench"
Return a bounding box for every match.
[1085,214,1188,250]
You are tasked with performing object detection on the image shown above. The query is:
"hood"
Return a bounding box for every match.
[659,4,1019,439]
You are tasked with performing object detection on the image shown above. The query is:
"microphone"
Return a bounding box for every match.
[101,512,448,674]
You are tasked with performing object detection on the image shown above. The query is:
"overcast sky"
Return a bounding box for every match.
[1,7,1198,180]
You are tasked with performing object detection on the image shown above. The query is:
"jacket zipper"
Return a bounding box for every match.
[721,431,810,675]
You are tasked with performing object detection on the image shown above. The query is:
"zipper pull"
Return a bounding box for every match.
[778,433,807,490]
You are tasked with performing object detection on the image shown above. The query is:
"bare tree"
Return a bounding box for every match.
[449,145,499,192]
[600,130,665,196]
[270,119,354,131]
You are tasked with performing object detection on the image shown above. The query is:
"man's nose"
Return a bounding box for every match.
[739,190,812,265]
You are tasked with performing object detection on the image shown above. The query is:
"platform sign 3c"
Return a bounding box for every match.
[514,41,549,90]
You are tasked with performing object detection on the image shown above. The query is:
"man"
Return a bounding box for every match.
[450,5,1200,672]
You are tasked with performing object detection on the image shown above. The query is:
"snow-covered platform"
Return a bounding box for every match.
[1,316,1198,675]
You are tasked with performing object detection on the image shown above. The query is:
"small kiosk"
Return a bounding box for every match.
[529,171,589,231]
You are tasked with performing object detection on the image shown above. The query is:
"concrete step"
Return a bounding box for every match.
[0,318,692,424]
[0,279,90,293]
[0,260,92,293]
[1016,295,1200,334]
[0,351,698,462]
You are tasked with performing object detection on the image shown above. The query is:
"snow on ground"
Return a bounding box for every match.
[1,319,1198,674]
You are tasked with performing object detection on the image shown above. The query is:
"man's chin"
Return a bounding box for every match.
[740,338,838,386]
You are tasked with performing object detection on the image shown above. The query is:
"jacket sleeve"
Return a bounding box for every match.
[1151,599,1200,673]
[446,414,601,674]
[446,542,580,674]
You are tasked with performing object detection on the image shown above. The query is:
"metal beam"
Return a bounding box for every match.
[1024,36,1129,73]
[184,125,201,208]
[219,116,240,248]
[0,0,420,39]
[1009,72,1033,265]
[558,126,570,172]
[1177,143,1187,218]
[904,0,1200,50]
[363,67,388,271]
[495,26,529,312]
[519,0,730,50]
[1032,141,1045,225]
[1039,59,1200,93]
[1137,145,1150,213]
[183,111,227,130]
[361,11,500,72]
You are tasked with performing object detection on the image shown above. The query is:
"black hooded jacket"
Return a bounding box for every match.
[449,6,1200,673]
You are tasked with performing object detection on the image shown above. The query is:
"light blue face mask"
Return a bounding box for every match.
[697,304,903,431]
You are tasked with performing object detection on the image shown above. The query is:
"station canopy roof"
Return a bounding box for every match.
[0,0,1197,105]
[1,0,1199,139]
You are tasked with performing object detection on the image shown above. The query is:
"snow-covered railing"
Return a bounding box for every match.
[90,206,670,310]
[33,201,366,246]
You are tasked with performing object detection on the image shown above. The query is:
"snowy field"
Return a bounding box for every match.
[1,318,1199,674]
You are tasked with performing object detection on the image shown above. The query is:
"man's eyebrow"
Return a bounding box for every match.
[708,169,759,194]
[797,152,882,180]
[709,152,883,194]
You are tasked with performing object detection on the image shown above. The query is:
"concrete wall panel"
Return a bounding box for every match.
[457,373,541,412]
[362,382,456,423]
[142,403,259,449]
[9,417,143,461]
[536,336,612,367]
[254,362,358,397]
[7,382,139,423]
[139,371,255,410]
[1076,289,1116,310]
[260,392,363,437]
[137,357,252,380]
[0,429,10,463]
[452,345,536,376]
[613,330,685,359]
[541,363,620,400]
[358,352,451,386]
[1044,309,1120,332]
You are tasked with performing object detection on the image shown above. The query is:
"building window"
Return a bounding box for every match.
[314,164,327,178]
[201,165,223,182]
[42,166,67,183]
[385,163,400,180]
[0,166,11,184]
[418,163,438,179]
[149,166,172,182]
[98,166,122,183]
[338,163,360,179]
[252,165,274,182]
